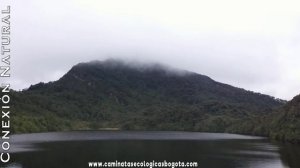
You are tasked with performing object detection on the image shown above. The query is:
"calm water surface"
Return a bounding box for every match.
[1,131,300,168]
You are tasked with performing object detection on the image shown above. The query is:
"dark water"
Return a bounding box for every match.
[1,131,300,168]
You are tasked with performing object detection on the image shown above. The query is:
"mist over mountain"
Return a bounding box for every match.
[12,59,292,140]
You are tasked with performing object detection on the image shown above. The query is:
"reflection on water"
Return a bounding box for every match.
[278,143,300,168]
[0,131,299,168]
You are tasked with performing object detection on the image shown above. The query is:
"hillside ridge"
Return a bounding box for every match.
[12,59,287,139]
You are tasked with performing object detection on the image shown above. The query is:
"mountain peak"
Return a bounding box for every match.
[71,59,192,77]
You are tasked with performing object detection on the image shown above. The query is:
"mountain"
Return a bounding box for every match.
[11,60,284,134]
[221,94,300,144]
[268,94,300,143]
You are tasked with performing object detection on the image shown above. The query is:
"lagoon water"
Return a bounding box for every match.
[2,131,300,168]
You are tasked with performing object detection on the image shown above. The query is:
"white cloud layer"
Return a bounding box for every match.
[2,0,300,100]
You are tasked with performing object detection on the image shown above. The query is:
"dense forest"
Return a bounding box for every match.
[10,60,299,143]
[227,94,300,143]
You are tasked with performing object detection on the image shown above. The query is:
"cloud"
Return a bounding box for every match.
[4,0,300,100]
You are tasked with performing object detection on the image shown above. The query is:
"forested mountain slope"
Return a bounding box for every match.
[269,94,300,143]
[11,60,284,134]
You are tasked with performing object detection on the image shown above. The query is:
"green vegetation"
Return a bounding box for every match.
[11,60,299,143]
[226,94,300,143]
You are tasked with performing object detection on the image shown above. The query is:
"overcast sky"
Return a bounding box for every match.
[3,0,300,100]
